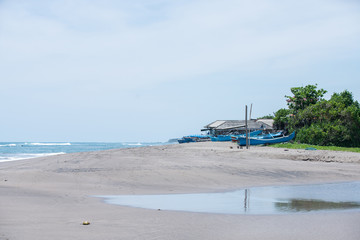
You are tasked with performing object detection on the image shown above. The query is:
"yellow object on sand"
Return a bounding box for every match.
[83,221,90,225]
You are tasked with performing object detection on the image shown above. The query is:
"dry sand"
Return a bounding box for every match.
[1,142,360,240]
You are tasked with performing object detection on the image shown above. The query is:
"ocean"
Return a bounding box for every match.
[0,141,173,163]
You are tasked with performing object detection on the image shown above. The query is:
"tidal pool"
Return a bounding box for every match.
[97,182,360,214]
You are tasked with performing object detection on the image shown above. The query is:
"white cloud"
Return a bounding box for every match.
[2,0,359,88]
[0,0,359,140]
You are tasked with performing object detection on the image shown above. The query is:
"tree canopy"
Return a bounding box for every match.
[274,85,360,147]
[285,84,327,112]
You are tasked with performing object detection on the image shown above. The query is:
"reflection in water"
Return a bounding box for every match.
[244,189,249,212]
[275,199,360,212]
[96,182,360,215]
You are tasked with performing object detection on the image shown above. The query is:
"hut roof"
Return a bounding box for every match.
[204,119,273,131]
[256,119,274,128]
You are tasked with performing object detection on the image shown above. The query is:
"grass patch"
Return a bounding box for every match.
[270,143,360,153]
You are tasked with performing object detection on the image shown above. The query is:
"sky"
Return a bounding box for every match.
[1,0,360,142]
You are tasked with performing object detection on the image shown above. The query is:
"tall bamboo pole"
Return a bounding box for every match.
[245,105,249,149]
[250,103,252,120]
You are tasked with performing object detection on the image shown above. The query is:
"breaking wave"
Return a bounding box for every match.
[0,144,17,147]
[124,143,143,146]
[25,143,72,146]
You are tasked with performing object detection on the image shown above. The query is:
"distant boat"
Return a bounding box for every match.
[178,138,187,144]
[211,130,263,142]
[178,135,211,143]
[237,132,295,146]
[177,138,188,144]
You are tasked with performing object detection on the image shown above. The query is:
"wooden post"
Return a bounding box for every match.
[245,105,249,149]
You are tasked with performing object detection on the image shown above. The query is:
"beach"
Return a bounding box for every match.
[1,142,360,240]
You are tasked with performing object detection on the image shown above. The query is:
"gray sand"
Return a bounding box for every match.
[1,142,360,240]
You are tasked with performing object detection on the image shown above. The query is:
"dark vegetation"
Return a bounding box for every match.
[272,84,360,147]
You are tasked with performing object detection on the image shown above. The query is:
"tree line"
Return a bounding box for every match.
[271,84,360,147]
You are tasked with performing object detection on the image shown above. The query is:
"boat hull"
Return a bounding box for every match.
[237,132,295,146]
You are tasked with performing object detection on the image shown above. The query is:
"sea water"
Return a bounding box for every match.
[97,182,360,214]
[0,142,172,162]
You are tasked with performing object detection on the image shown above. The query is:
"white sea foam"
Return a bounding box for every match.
[0,152,65,162]
[125,143,143,146]
[26,143,72,146]
[0,144,17,147]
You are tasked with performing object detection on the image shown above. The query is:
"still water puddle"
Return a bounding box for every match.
[97,182,360,214]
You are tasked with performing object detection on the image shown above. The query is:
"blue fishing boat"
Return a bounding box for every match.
[177,138,188,144]
[237,132,295,146]
[254,131,284,139]
[210,130,262,142]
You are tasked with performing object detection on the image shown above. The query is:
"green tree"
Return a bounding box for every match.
[257,114,274,119]
[274,86,360,147]
[285,84,327,113]
[330,90,358,108]
[273,108,292,130]
[292,90,360,147]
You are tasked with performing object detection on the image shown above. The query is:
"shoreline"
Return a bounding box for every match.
[0,141,174,163]
[1,142,360,239]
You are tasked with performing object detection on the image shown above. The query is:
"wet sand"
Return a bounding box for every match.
[1,142,360,240]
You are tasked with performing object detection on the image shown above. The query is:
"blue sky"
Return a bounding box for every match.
[1,0,360,142]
